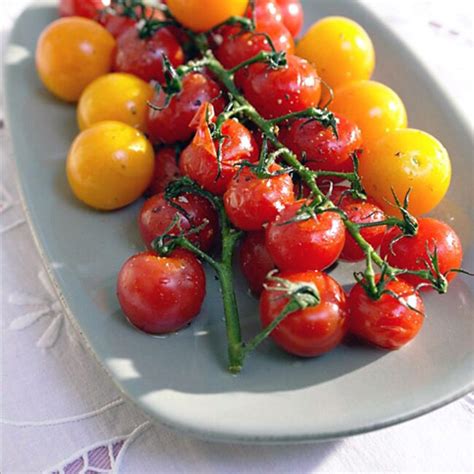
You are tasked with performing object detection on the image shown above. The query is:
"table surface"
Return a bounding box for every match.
[1,1,473,473]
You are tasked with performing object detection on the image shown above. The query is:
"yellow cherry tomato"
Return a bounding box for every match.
[66,121,154,210]
[359,129,451,216]
[167,0,248,31]
[77,73,154,132]
[330,80,407,149]
[36,17,115,102]
[296,16,375,94]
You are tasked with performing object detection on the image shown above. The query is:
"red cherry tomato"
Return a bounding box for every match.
[138,192,218,251]
[239,231,276,296]
[147,147,181,196]
[380,217,463,289]
[100,7,165,38]
[275,0,303,37]
[260,270,348,356]
[266,199,345,272]
[180,116,259,195]
[224,164,295,231]
[279,114,362,175]
[59,0,105,18]
[113,26,184,83]
[117,250,206,334]
[246,0,283,24]
[326,186,387,262]
[240,54,321,119]
[146,72,226,145]
[215,21,294,72]
[348,277,424,349]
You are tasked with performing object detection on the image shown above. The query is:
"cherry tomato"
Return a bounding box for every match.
[77,73,153,132]
[215,21,294,72]
[147,147,181,196]
[138,192,218,251]
[266,199,345,272]
[279,114,362,175]
[117,250,206,334]
[59,0,105,18]
[240,54,321,119]
[146,72,226,144]
[180,115,259,195]
[113,26,184,84]
[359,129,451,217]
[275,0,303,37]
[224,164,295,231]
[246,0,283,24]
[260,270,348,357]
[330,80,407,149]
[239,232,276,296]
[297,17,375,92]
[36,17,115,102]
[167,0,248,32]
[348,277,424,349]
[380,217,463,289]
[328,186,387,261]
[66,121,154,210]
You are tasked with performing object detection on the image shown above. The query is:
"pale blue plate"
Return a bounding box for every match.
[4,0,473,443]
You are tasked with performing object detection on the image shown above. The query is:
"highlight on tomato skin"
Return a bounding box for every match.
[260,270,348,357]
[275,0,304,37]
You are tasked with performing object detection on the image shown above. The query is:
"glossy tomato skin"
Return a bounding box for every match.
[260,270,348,357]
[348,278,424,349]
[180,119,259,195]
[147,147,181,196]
[239,232,276,296]
[113,26,184,84]
[329,186,387,261]
[279,114,362,174]
[359,129,451,217]
[146,72,226,144]
[246,0,283,24]
[117,250,206,334]
[215,21,294,72]
[380,218,463,289]
[224,164,295,231]
[240,54,321,119]
[275,0,303,36]
[36,17,116,102]
[138,192,218,251]
[266,200,345,272]
[59,0,104,18]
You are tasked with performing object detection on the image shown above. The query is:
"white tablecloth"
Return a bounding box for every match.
[1,1,473,472]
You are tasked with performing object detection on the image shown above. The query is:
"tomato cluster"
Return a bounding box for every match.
[36,0,465,370]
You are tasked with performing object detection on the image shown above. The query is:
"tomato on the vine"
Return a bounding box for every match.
[279,114,362,176]
[348,277,424,349]
[330,80,407,149]
[36,17,115,102]
[179,108,259,194]
[266,199,345,272]
[260,270,348,357]
[275,0,303,37]
[240,54,321,119]
[239,232,276,296]
[59,0,105,19]
[359,129,451,217]
[100,7,165,38]
[113,26,184,84]
[146,72,226,144]
[246,0,283,24]
[380,217,463,289]
[117,250,206,334]
[138,192,219,251]
[224,164,295,231]
[147,147,181,196]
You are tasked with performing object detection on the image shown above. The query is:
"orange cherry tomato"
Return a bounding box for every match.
[66,121,154,210]
[77,73,154,132]
[330,80,407,149]
[36,17,115,102]
[167,0,249,31]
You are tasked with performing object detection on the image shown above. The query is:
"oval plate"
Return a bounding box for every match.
[4,0,473,443]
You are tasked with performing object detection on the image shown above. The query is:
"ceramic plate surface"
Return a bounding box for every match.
[4,0,474,443]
